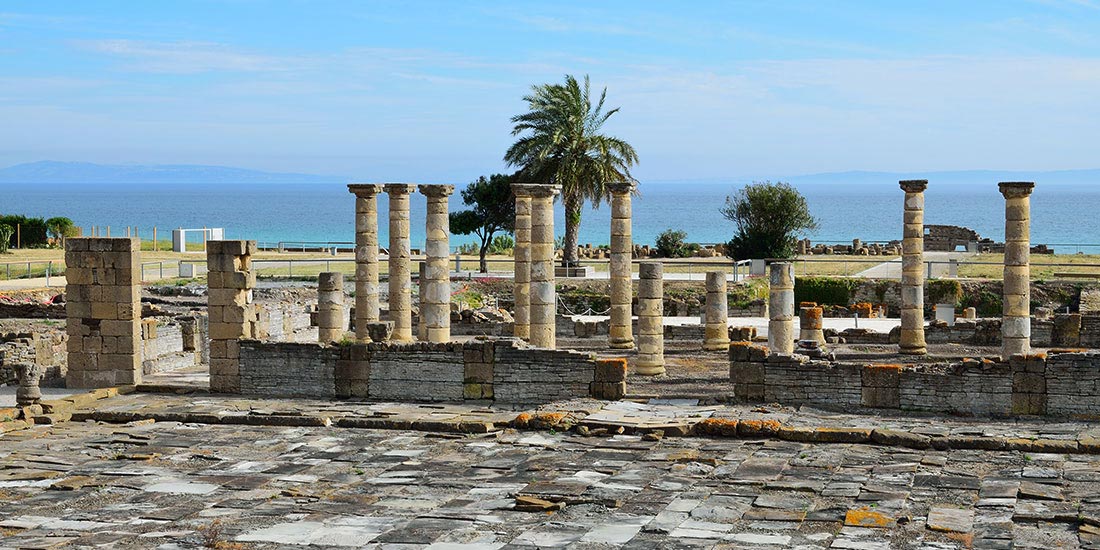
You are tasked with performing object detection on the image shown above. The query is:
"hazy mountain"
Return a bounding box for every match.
[0,161,345,184]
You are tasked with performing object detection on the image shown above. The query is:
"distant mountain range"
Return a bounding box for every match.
[0,161,345,184]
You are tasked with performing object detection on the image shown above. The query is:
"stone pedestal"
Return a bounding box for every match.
[899,180,928,355]
[384,184,417,342]
[703,271,730,351]
[207,240,261,393]
[527,184,561,348]
[317,272,345,343]
[1000,181,1035,358]
[348,184,383,341]
[511,186,533,340]
[15,363,42,407]
[419,184,455,343]
[636,262,665,375]
[799,305,825,344]
[768,262,795,355]
[609,182,636,349]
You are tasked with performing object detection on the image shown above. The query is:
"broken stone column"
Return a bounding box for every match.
[384,184,417,342]
[511,185,533,340]
[419,184,455,343]
[768,262,795,355]
[317,272,345,343]
[609,182,636,349]
[15,363,42,407]
[64,237,142,388]
[704,271,730,351]
[347,184,383,341]
[1000,181,1035,358]
[799,305,825,344]
[528,184,561,348]
[899,179,928,355]
[207,240,260,393]
[636,261,665,375]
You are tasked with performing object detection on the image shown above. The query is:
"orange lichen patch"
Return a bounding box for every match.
[595,358,628,368]
[695,418,739,437]
[801,307,823,320]
[736,419,782,437]
[866,363,902,372]
[512,413,533,428]
[729,341,755,349]
[945,533,974,546]
[1050,348,1088,354]
[799,302,818,308]
[1022,352,1048,360]
[851,302,874,317]
[844,507,896,528]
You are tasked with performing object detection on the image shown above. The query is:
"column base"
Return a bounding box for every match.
[703,339,731,351]
[634,362,666,376]
[609,337,634,350]
[898,346,927,355]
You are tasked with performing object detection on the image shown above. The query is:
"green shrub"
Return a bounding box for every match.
[488,234,515,254]
[794,277,862,306]
[455,242,479,255]
[655,229,699,258]
[0,225,12,254]
[0,215,49,247]
[926,279,963,307]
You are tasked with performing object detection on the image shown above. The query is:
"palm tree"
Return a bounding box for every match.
[505,74,638,267]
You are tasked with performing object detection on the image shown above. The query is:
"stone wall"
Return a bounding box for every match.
[237,338,623,404]
[0,328,67,384]
[139,317,206,375]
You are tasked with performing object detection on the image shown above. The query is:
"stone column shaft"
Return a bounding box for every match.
[636,261,665,375]
[419,184,455,343]
[768,262,795,355]
[348,184,383,341]
[317,272,345,343]
[798,305,825,345]
[1001,181,1035,359]
[899,179,928,355]
[384,184,417,342]
[704,271,730,351]
[512,189,532,340]
[609,182,636,349]
[525,184,561,348]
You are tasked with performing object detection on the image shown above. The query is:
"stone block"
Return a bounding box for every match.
[594,358,628,382]
[862,385,900,409]
[590,381,626,400]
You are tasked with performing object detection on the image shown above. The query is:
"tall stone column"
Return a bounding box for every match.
[511,185,533,340]
[384,184,417,342]
[768,262,795,355]
[704,271,730,351]
[419,184,455,343]
[1000,181,1035,359]
[636,261,665,375]
[317,272,345,343]
[528,184,561,348]
[899,179,928,355]
[608,182,636,349]
[347,184,382,341]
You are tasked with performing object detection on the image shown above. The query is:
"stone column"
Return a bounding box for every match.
[799,305,825,345]
[511,185,533,340]
[347,184,383,341]
[15,363,42,407]
[419,184,455,343]
[768,262,795,355]
[64,237,142,388]
[704,271,730,351]
[384,184,417,342]
[636,261,665,375]
[609,182,636,349]
[899,179,928,355]
[417,261,427,341]
[1000,181,1035,358]
[527,184,561,348]
[317,272,345,343]
[207,240,259,393]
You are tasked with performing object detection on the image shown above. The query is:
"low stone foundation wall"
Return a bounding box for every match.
[140,316,207,375]
[0,328,67,384]
[730,342,1100,417]
[238,338,625,404]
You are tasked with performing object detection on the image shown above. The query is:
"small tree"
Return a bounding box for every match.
[45,217,77,245]
[720,181,817,260]
[655,229,699,258]
[450,173,517,273]
[0,224,13,254]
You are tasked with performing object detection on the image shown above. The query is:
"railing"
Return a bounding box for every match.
[256,241,355,253]
[0,261,59,283]
[772,257,1100,280]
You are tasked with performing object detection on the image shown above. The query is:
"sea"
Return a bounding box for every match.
[5,181,1100,253]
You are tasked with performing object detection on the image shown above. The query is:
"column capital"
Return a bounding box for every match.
[999,181,1035,199]
[608,181,637,195]
[899,179,928,193]
[347,183,384,196]
[383,183,418,195]
[513,183,561,198]
[418,184,455,198]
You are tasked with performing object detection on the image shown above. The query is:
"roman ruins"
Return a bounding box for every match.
[767,262,795,355]
[703,271,730,351]
[1000,181,1035,359]
[384,184,417,342]
[419,184,454,343]
[899,179,928,355]
[608,182,635,350]
[347,184,382,339]
[635,261,665,375]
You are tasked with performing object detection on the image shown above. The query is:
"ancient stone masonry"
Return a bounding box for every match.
[64,237,142,389]
[899,180,928,355]
[798,304,825,345]
[703,271,730,351]
[1000,181,1035,359]
[317,272,345,343]
[384,184,418,342]
[525,184,561,349]
[924,225,980,252]
[348,184,383,341]
[207,240,263,393]
[511,185,533,341]
[419,184,455,343]
[608,182,635,350]
[636,262,665,375]
[767,262,795,355]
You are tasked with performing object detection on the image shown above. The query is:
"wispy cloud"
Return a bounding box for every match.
[76,39,298,74]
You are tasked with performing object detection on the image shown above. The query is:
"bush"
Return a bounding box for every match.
[488,234,515,254]
[794,277,862,306]
[45,217,78,242]
[655,229,699,258]
[0,215,49,248]
[455,242,479,255]
[720,181,817,260]
[0,225,12,254]
[927,279,963,307]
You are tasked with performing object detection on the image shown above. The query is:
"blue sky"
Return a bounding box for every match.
[2,1,1099,181]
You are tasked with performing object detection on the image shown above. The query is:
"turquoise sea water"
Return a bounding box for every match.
[5,181,1100,253]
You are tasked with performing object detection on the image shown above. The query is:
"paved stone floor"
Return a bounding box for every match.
[3,411,1100,549]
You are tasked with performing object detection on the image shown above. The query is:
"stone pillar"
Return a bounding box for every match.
[609,182,636,349]
[768,262,795,355]
[64,237,142,388]
[419,184,455,343]
[1001,181,1035,359]
[417,261,427,341]
[347,184,383,341]
[15,363,42,407]
[207,240,260,393]
[799,305,825,345]
[511,185,533,340]
[636,262,665,375]
[899,179,928,355]
[384,184,417,342]
[317,272,345,343]
[704,271,730,351]
[527,184,561,348]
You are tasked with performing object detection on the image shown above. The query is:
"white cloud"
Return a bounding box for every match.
[76,39,298,73]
